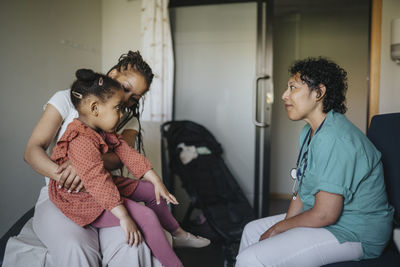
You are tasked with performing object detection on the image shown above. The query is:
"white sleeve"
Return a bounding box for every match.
[43,89,72,120]
[118,116,140,133]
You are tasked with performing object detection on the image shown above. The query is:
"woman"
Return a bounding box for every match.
[24,51,206,267]
[236,57,394,267]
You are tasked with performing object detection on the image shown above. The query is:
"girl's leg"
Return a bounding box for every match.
[128,180,210,248]
[128,181,179,233]
[92,198,182,267]
[236,225,363,267]
[33,196,101,267]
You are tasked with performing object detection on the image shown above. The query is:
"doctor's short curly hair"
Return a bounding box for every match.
[289,57,348,114]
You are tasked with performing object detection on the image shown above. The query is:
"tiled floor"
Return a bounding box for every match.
[174,198,290,267]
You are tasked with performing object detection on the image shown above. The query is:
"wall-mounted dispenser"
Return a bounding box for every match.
[392,18,400,64]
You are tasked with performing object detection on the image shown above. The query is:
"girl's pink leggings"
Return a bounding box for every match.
[91,180,182,267]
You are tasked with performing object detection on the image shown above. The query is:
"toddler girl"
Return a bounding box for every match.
[49,69,210,267]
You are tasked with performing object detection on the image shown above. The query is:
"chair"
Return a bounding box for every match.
[324,112,400,266]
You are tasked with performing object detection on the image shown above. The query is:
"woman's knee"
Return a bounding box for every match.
[242,219,259,237]
[52,233,101,267]
[236,247,263,267]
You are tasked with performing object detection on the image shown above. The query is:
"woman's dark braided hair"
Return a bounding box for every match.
[108,51,154,153]
[289,57,348,114]
[70,69,121,109]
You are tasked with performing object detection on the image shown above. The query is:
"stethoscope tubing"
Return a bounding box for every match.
[291,119,326,199]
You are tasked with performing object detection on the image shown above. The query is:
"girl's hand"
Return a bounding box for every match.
[143,170,179,205]
[55,160,85,192]
[103,132,121,149]
[120,215,142,247]
[154,181,179,205]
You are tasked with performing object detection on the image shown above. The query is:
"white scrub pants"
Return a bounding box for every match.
[236,213,363,267]
[32,188,162,267]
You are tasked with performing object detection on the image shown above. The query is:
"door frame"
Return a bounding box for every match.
[368,0,382,127]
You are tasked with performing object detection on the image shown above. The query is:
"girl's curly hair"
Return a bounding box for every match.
[289,57,348,114]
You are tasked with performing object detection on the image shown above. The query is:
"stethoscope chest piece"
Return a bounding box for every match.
[290,168,297,180]
[291,167,300,200]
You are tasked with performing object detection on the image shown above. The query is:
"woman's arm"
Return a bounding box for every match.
[260,191,343,240]
[25,104,83,191]
[24,104,65,182]
[285,196,304,219]
[102,129,137,170]
[121,129,138,146]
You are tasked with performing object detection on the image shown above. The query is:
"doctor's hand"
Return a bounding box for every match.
[259,222,283,241]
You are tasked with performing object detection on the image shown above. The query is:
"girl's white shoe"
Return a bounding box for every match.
[172,233,211,248]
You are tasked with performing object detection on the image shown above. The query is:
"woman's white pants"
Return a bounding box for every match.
[236,213,363,267]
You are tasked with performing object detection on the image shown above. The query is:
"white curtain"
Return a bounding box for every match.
[140,0,174,122]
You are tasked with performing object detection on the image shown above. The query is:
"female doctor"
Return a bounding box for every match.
[236,57,393,267]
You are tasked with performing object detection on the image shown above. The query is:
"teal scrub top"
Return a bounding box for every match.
[297,110,394,259]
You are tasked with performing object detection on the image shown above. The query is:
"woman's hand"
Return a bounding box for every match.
[55,160,84,192]
[120,215,142,247]
[259,222,283,241]
[259,191,343,242]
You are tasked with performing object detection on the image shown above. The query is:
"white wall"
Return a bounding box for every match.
[0,0,102,236]
[0,0,162,237]
[271,4,370,196]
[379,0,400,114]
[101,0,142,73]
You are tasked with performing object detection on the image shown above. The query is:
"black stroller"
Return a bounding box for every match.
[161,120,255,266]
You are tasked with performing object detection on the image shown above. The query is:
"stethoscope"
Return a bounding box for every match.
[290,119,326,200]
